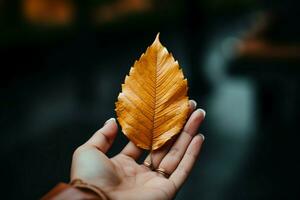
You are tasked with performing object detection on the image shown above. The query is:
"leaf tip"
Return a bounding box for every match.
[156,32,160,39]
[153,32,161,45]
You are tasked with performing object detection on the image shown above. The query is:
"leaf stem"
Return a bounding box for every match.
[149,150,153,170]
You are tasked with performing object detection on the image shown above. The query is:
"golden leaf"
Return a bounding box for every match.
[115,34,189,150]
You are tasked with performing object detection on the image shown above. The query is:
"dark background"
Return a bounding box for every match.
[1,0,300,199]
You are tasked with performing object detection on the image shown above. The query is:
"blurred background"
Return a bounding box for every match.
[1,0,300,199]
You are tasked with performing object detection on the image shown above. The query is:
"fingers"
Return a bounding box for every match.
[188,100,197,116]
[143,139,174,168]
[156,108,205,175]
[85,118,118,153]
[143,100,198,168]
[120,141,143,160]
[169,134,204,189]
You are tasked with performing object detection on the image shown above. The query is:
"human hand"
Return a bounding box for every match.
[71,100,205,200]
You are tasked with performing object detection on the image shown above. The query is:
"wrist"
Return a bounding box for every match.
[70,179,109,200]
[41,182,101,200]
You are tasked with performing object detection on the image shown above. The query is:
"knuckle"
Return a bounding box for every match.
[186,150,197,160]
[178,164,189,176]
[182,131,193,138]
[168,147,180,156]
[181,130,193,139]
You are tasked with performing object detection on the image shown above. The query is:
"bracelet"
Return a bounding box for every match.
[70,179,109,200]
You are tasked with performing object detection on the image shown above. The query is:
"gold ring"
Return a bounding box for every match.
[155,168,170,178]
[143,161,153,170]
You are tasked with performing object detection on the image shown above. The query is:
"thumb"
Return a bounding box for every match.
[85,118,118,153]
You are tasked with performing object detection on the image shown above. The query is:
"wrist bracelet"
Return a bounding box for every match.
[70,179,109,200]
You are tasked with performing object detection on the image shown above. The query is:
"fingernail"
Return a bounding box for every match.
[199,133,205,141]
[199,109,206,118]
[191,100,197,109]
[104,118,116,125]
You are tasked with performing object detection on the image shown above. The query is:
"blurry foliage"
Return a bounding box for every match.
[0,0,173,44]
[23,0,75,26]
[0,0,261,27]
[0,0,262,44]
[92,0,153,24]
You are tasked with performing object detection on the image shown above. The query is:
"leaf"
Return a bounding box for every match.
[115,33,189,151]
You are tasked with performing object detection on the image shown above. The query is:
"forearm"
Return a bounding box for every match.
[41,180,108,200]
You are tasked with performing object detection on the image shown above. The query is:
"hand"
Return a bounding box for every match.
[71,100,205,200]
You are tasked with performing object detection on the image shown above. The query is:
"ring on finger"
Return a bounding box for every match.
[155,168,170,178]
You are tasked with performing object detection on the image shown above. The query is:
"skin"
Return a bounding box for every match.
[71,100,205,200]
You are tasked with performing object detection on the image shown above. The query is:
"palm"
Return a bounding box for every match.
[71,101,205,200]
[72,148,176,200]
[110,154,176,200]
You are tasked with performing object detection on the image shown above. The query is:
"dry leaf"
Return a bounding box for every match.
[115,34,189,151]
